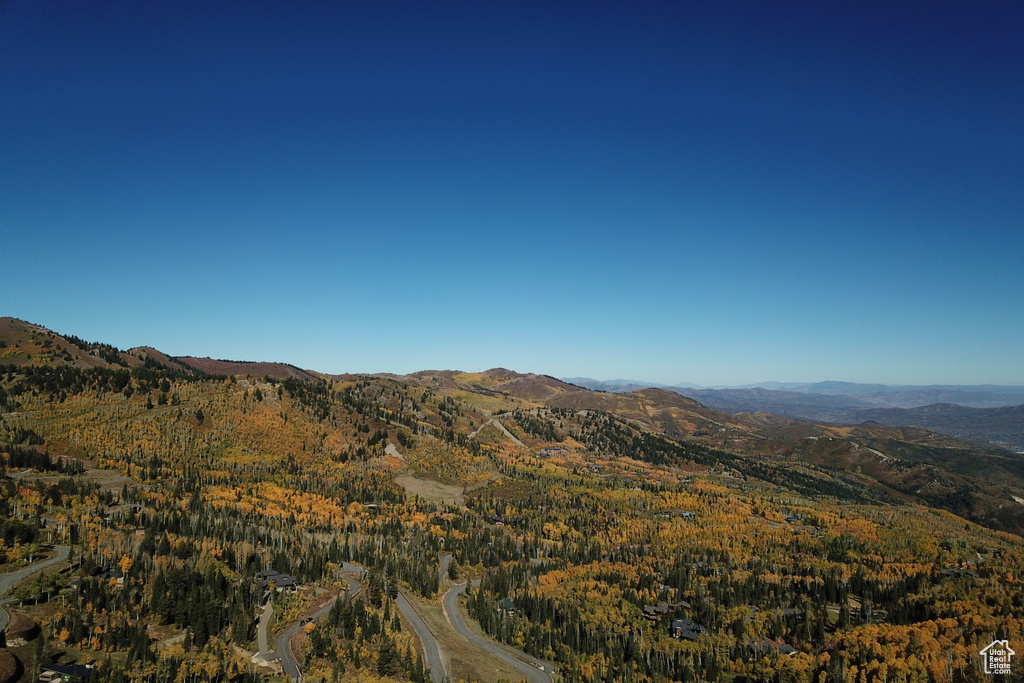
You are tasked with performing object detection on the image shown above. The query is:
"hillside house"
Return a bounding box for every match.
[670,618,705,641]
[750,640,797,657]
[96,568,125,585]
[642,599,691,621]
[642,602,670,620]
[255,569,297,592]
[39,663,94,682]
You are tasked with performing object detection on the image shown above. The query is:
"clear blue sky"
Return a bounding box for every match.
[3,1,1022,386]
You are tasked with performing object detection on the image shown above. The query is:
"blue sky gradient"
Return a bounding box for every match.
[3,1,1022,385]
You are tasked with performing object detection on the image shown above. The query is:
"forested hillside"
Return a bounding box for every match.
[0,318,1022,682]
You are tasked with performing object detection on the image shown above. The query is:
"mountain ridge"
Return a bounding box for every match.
[4,316,1024,535]
[567,374,1024,451]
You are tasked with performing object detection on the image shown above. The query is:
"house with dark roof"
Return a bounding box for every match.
[39,663,94,681]
[255,569,297,592]
[670,618,705,641]
[642,599,692,621]
[96,569,124,584]
[750,640,798,657]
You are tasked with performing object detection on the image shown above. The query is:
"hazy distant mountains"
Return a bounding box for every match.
[563,378,679,393]
[566,378,1024,451]
[742,381,1024,408]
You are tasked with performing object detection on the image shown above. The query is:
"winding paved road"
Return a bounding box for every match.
[255,574,361,681]
[396,590,446,683]
[443,581,556,683]
[0,545,69,633]
[343,562,447,683]
[274,596,338,681]
[469,418,525,447]
[261,556,551,683]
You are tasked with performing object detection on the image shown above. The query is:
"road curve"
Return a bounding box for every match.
[258,572,361,680]
[443,581,555,683]
[343,562,447,683]
[274,595,338,681]
[469,418,525,447]
[0,545,70,633]
[396,591,446,683]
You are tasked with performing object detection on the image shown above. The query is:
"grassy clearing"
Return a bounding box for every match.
[396,474,465,506]
[8,465,138,494]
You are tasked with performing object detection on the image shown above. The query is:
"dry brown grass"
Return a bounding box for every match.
[405,592,526,683]
[0,649,18,683]
[396,474,465,506]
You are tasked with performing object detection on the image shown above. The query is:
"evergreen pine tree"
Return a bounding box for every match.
[377,632,397,676]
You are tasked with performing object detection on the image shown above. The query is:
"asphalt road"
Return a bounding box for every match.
[273,558,548,683]
[468,419,525,447]
[256,574,360,681]
[275,596,338,681]
[443,581,555,683]
[396,590,447,683]
[340,563,366,591]
[0,545,70,633]
[439,554,451,585]
[343,562,448,683]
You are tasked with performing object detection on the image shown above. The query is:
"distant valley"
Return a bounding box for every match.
[569,378,1024,452]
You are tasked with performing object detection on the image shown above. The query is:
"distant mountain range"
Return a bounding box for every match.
[4,316,1024,535]
[565,377,1024,451]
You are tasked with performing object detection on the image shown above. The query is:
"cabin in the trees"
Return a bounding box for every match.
[643,600,691,620]
[643,602,671,620]
[670,618,705,641]
[96,568,125,585]
[750,640,797,657]
[255,569,298,592]
[938,566,978,578]
[643,602,692,622]
[656,510,696,520]
[39,663,95,681]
